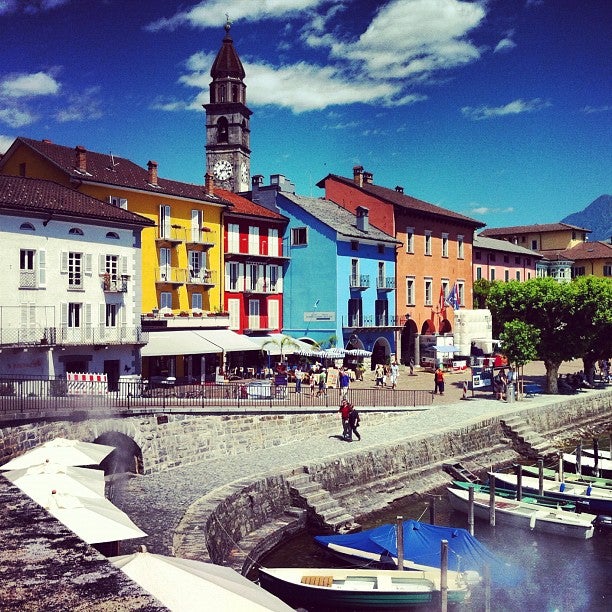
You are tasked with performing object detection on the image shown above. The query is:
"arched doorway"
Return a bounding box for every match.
[371,337,391,370]
[439,319,452,334]
[421,319,435,335]
[400,319,418,365]
[95,432,143,476]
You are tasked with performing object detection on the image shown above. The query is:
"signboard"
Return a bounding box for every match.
[471,366,492,389]
[326,367,339,389]
[304,311,336,322]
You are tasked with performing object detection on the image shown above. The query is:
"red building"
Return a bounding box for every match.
[219,188,289,335]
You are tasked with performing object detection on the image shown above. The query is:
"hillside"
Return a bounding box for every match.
[561,195,612,242]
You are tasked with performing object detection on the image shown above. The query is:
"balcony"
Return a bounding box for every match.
[225,243,290,260]
[19,270,38,289]
[243,281,281,295]
[349,274,370,290]
[141,311,230,328]
[100,274,129,293]
[155,226,184,246]
[0,325,147,348]
[342,315,407,329]
[186,269,216,287]
[376,276,396,292]
[155,267,187,285]
[184,227,217,250]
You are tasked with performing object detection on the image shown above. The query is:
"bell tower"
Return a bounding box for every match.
[204,19,252,192]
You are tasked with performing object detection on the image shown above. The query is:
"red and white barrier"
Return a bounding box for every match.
[66,372,108,395]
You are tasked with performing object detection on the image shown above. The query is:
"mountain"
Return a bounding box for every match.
[561,195,612,242]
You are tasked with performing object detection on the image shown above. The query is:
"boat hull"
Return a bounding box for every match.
[521,465,612,490]
[447,487,595,540]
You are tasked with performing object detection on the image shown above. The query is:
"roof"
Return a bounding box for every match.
[317,173,485,228]
[210,22,245,80]
[279,192,401,244]
[473,234,543,258]
[4,137,232,207]
[0,175,154,227]
[559,240,612,261]
[481,222,591,237]
[218,188,287,222]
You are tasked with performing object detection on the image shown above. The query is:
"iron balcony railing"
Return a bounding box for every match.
[100,274,129,293]
[376,276,396,291]
[0,326,147,348]
[349,274,370,290]
[342,315,407,328]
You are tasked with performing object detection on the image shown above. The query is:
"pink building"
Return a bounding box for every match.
[473,234,541,283]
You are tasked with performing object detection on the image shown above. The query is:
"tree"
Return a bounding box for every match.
[262,335,303,364]
[473,278,495,309]
[487,277,612,393]
[499,320,540,396]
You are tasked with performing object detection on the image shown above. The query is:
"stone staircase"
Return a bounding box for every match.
[500,415,558,459]
[286,471,360,534]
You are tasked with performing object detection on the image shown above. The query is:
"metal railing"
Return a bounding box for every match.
[342,315,407,328]
[0,376,433,419]
[376,276,396,290]
[349,274,370,289]
[0,326,146,348]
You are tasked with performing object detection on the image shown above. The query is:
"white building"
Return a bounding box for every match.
[0,175,153,386]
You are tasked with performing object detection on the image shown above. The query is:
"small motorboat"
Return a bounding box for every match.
[447,486,596,540]
[521,465,612,490]
[563,452,612,479]
[258,566,471,610]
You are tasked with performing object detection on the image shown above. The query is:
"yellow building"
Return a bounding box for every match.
[561,240,612,278]
[480,222,590,252]
[0,137,231,316]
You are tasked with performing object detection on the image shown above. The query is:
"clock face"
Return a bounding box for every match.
[213,159,232,181]
[240,162,249,185]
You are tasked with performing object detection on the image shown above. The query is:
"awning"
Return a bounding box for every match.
[141,331,220,357]
[195,329,261,353]
[247,334,316,355]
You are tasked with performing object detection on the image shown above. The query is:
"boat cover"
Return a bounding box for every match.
[315,519,523,587]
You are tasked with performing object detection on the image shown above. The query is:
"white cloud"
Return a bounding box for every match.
[494,37,516,53]
[469,205,514,215]
[581,105,611,114]
[55,86,103,122]
[461,98,551,120]
[0,107,37,128]
[0,0,70,15]
[0,71,61,98]
[0,134,16,153]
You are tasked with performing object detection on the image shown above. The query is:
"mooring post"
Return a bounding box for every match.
[429,497,436,525]
[440,539,448,612]
[396,515,404,571]
[468,486,474,535]
[489,478,496,526]
[538,459,544,496]
[515,463,523,501]
[558,451,564,482]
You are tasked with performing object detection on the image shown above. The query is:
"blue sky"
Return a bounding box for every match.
[0,0,610,229]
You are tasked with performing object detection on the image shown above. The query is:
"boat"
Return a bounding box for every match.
[314,518,523,587]
[490,471,612,515]
[451,480,576,510]
[258,566,471,610]
[521,465,612,490]
[447,486,596,540]
[581,447,612,461]
[562,452,612,479]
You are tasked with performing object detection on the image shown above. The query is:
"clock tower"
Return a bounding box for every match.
[204,19,252,192]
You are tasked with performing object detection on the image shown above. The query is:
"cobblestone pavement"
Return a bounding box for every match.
[109,359,594,556]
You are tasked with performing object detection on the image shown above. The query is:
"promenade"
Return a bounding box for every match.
[109,359,609,557]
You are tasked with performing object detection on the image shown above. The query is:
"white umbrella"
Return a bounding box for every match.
[3,462,105,506]
[110,551,293,612]
[43,491,146,544]
[345,349,372,357]
[0,437,114,470]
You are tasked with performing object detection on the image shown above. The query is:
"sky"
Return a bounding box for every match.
[0,0,610,230]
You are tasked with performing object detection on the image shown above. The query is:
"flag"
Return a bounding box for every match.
[445,282,461,311]
[438,286,447,319]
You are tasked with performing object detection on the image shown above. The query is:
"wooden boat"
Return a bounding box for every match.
[452,480,576,510]
[581,447,612,461]
[490,471,612,515]
[563,452,612,479]
[521,465,612,490]
[258,566,471,610]
[447,486,596,540]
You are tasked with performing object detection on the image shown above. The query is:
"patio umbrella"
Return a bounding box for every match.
[42,491,146,545]
[0,437,114,471]
[110,551,293,612]
[345,349,372,357]
[3,462,105,506]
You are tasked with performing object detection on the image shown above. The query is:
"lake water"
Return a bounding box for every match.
[258,482,612,611]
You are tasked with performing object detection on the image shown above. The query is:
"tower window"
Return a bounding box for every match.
[217,117,229,143]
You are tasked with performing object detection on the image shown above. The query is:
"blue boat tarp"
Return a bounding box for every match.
[315,519,523,587]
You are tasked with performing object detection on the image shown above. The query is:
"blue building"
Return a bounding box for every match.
[250,175,400,366]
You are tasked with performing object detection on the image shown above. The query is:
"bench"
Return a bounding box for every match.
[301,575,333,588]
[524,383,543,397]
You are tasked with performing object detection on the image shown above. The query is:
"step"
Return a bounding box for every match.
[290,482,322,496]
[310,499,337,513]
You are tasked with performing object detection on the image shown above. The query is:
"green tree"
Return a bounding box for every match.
[262,335,303,364]
[499,320,540,396]
[473,278,495,309]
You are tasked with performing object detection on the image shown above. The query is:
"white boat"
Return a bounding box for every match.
[447,486,596,540]
[581,447,612,461]
[563,452,612,479]
[258,566,471,610]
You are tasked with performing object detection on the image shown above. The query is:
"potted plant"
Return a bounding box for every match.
[179,311,189,317]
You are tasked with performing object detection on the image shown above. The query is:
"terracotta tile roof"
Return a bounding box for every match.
[218,188,287,221]
[473,234,542,258]
[481,222,591,237]
[0,174,154,227]
[11,137,232,207]
[560,240,612,260]
[318,173,485,228]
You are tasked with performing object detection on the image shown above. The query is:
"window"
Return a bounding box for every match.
[604,265,612,277]
[69,227,84,236]
[475,251,481,260]
[490,269,496,281]
[516,271,521,280]
[291,227,307,246]
[268,228,279,256]
[573,267,585,278]
[441,233,449,258]
[191,209,203,242]
[504,270,509,281]
[377,262,385,288]
[228,299,240,330]
[227,223,239,252]
[424,279,433,305]
[106,232,119,239]
[457,281,465,307]
[489,253,496,262]
[159,247,171,281]
[191,293,203,311]
[351,241,359,251]
[227,262,240,291]
[68,302,81,328]
[515,256,521,264]
[20,222,35,231]
[268,265,280,292]
[457,235,464,259]
[503,255,509,263]
[531,239,538,250]
[159,205,171,238]
[268,299,279,329]
[189,250,205,280]
[350,259,359,287]
[375,299,388,326]
[348,298,362,327]
[105,303,117,327]
[406,277,415,305]
[248,226,259,255]
[377,244,384,254]
[160,292,172,310]
[476,267,482,280]
[68,252,83,288]
[406,228,414,253]
[248,299,260,329]
[109,196,127,209]
[424,231,432,256]
[216,117,229,143]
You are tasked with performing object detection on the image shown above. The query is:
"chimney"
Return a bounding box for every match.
[353,165,364,187]
[363,171,373,185]
[147,160,158,186]
[395,186,404,194]
[204,172,215,196]
[42,139,52,144]
[356,206,369,232]
[75,145,87,173]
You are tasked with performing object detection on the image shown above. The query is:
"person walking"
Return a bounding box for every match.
[339,367,350,398]
[316,368,327,397]
[339,399,352,440]
[294,366,303,394]
[390,360,399,389]
[434,366,445,395]
[348,405,361,441]
[375,363,384,387]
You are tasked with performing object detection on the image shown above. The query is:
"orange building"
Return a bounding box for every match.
[317,166,484,364]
